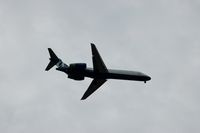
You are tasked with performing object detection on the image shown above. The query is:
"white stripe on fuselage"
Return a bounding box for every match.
[108,69,145,76]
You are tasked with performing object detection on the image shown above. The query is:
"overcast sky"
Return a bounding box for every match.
[0,0,200,133]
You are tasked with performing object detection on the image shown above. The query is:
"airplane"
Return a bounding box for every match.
[45,43,151,100]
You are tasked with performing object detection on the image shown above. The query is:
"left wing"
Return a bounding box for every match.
[91,43,108,73]
[81,79,107,100]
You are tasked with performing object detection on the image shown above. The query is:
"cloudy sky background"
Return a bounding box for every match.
[0,0,200,132]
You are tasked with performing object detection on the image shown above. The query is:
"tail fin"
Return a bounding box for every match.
[45,48,60,71]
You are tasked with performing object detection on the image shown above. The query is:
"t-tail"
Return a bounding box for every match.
[45,48,61,71]
[45,48,68,72]
[45,48,68,74]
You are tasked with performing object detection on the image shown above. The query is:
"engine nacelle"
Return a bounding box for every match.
[67,63,86,80]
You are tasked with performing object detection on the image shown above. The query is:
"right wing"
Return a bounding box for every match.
[81,79,107,100]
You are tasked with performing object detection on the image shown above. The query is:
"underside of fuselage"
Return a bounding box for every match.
[84,68,151,82]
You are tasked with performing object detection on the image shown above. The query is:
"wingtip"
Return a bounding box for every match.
[90,43,96,54]
[80,97,86,100]
[81,94,87,100]
[91,43,95,47]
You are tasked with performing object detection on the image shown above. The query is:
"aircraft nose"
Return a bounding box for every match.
[143,75,151,81]
[146,75,151,81]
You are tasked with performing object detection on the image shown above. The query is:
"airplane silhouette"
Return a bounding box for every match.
[45,43,151,100]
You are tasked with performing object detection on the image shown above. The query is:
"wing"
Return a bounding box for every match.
[91,43,108,73]
[81,79,107,100]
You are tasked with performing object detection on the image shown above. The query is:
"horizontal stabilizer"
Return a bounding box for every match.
[45,60,56,71]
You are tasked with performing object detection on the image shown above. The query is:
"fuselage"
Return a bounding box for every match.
[84,67,151,82]
[46,44,151,100]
